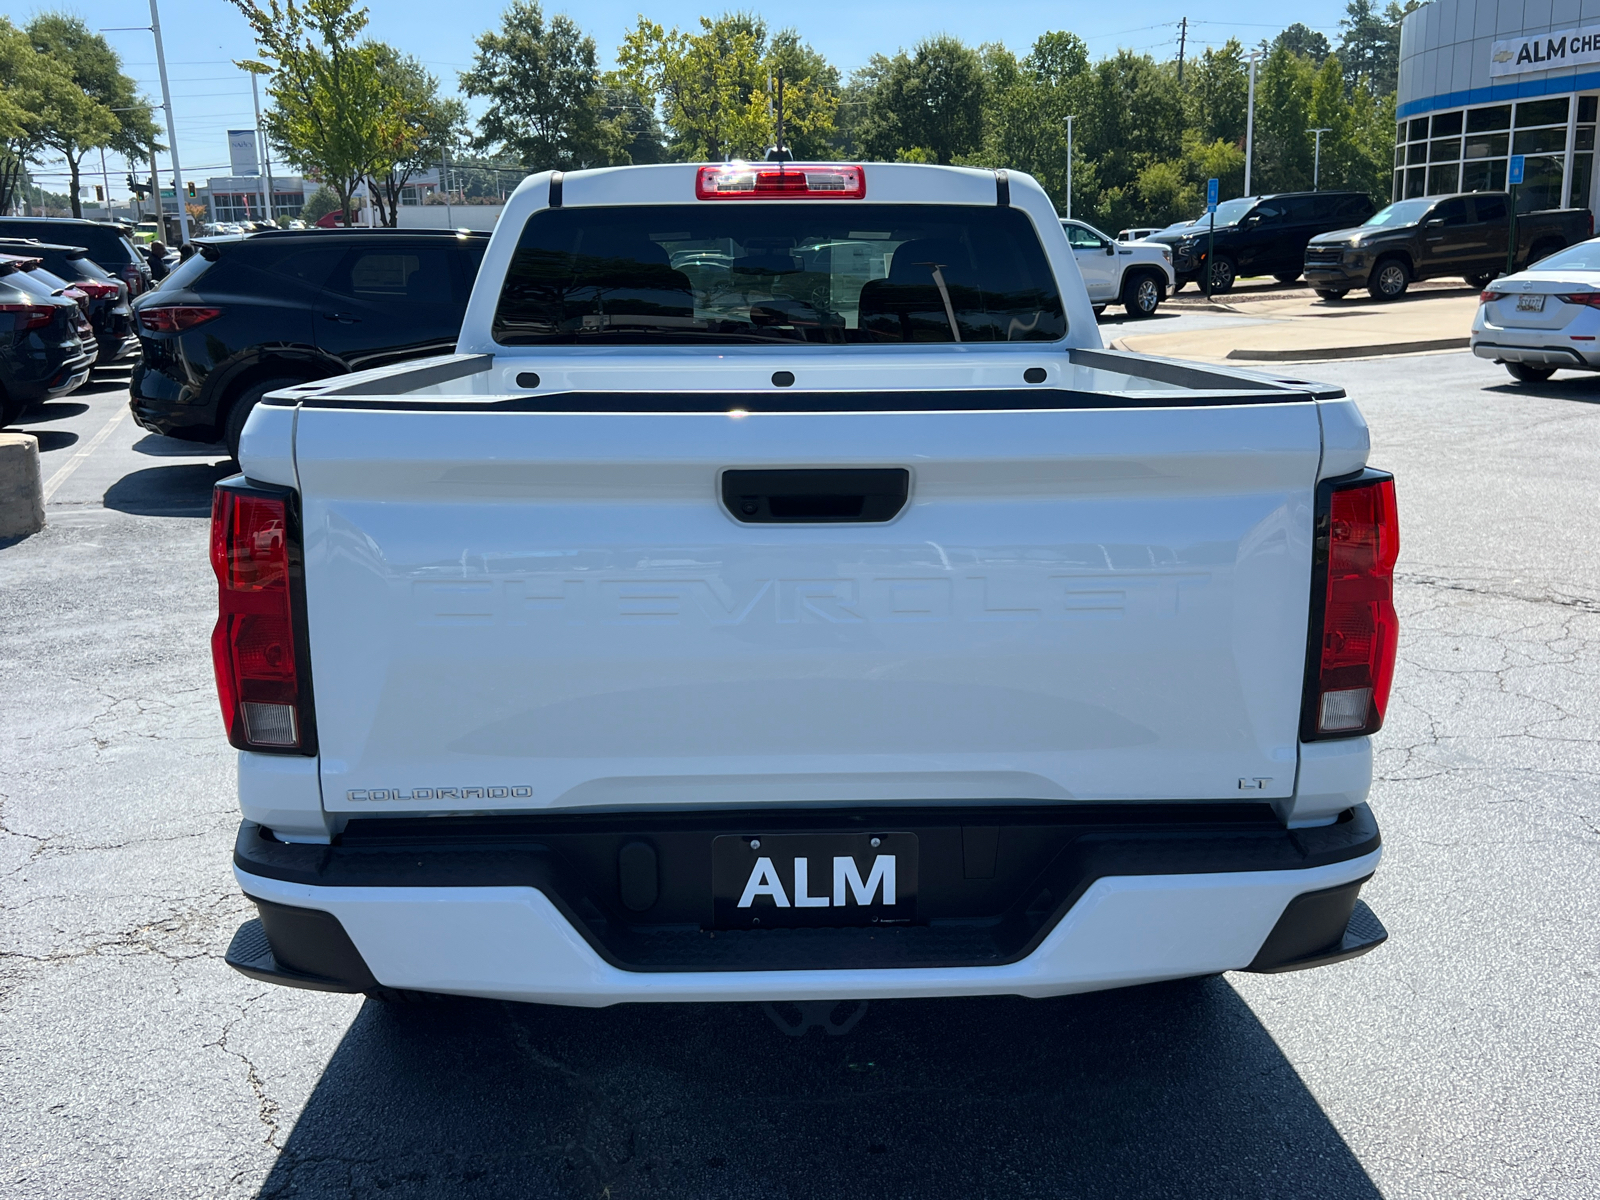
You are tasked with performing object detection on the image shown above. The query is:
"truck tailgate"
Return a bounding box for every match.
[294,402,1320,812]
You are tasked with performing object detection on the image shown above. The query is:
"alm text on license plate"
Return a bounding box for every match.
[1517,293,1546,312]
[711,832,919,929]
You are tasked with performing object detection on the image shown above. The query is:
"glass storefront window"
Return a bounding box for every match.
[1467,105,1512,133]
[1515,97,1568,127]
[1514,126,1569,155]
[1430,137,1461,162]
[1409,118,1430,140]
[1461,159,1507,192]
[1395,144,1407,167]
[1464,132,1509,159]
[1427,164,1461,194]
[1582,96,1598,123]
[1573,154,1594,210]
[1579,127,1596,152]
[1405,168,1427,198]
[1431,111,1463,136]
[1515,155,1564,212]
[1407,142,1428,165]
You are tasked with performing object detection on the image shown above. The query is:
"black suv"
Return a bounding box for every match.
[1152,191,1377,292]
[0,217,153,299]
[1,254,92,428]
[128,229,489,456]
[0,240,135,363]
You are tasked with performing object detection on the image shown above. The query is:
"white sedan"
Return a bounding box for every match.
[1472,239,1600,382]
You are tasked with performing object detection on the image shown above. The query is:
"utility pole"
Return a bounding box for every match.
[249,70,270,224]
[148,0,189,245]
[1309,128,1332,190]
[442,143,453,228]
[149,146,160,234]
[1245,51,1259,196]
[1177,18,1188,85]
[1066,114,1074,219]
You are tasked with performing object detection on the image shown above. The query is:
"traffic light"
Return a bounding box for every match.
[126,175,151,200]
[95,185,105,202]
[186,181,196,198]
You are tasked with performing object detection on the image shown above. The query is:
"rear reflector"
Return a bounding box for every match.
[210,482,314,753]
[1304,471,1399,740]
[696,163,866,200]
[139,305,222,332]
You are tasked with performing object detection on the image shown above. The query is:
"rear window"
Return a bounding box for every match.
[159,251,215,292]
[492,204,1066,346]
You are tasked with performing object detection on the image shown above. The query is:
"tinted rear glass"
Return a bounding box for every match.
[492,204,1065,346]
[159,251,214,292]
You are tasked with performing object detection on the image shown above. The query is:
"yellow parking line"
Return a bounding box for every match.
[42,406,129,503]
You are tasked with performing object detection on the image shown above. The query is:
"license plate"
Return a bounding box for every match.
[1517,293,1546,312]
[711,832,918,929]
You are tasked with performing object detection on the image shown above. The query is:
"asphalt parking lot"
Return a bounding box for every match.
[3,352,1599,1198]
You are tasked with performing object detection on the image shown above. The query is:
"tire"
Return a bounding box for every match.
[1526,240,1564,268]
[1507,361,1556,383]
[1464,272,1495,291]
[1314,288,1348,301]
[1274,272,1300,285]
[1207,255,1237,294]
[1367,257,1410,301]
[224,376,304,462]
[1121,271,1164,318]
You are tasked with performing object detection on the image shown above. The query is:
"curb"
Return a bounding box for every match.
[1225,337,1471,362]
[0,432,46,540]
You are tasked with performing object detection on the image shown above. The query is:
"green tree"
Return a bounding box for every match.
[1274,23,1331,64]
[20,15,156,218]
[300,184,340,224]
[365,47,465,226]
[461,1,624,169]
[847,35,986,164]
[616,13,836,161]
[231,0,393,226]
[1188,39,1248,147]
[1338,0,1421,95]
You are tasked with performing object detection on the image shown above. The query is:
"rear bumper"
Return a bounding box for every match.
[229,805,1385,1004]
[1472,337,1596,368]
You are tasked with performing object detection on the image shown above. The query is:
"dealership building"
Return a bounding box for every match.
[1397,0,1600,212]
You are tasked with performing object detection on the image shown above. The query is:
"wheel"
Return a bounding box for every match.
[1206,255,1237,294]
[1121,271,1164,318]
[224,376,305,461]
[1367,257,1410,301]
[1314,288,1348,301]
[1464,272,1495,291]
[1274,272,1300,284]
[1092,305,1106,317]
[1526,240,1564,268]
[1506,362,1556,383]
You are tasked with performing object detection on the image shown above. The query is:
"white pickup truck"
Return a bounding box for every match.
[1061,218,1175,317]
[215,162,1396,1008]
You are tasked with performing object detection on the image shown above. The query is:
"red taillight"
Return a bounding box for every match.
[63,286,89,312]
[1306,473,1399,739]
[210,485,310,752]
[0,302,57,331]
[1480,290,1505,303]
[75,281,120,299]
[138,306,222,333]
[122,264,143,295]
[696,163,866,200]
[1556,292,1600,307]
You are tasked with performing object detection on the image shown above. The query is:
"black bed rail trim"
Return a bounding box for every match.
[1069,347,1346,399]
[275,384,1316,415]
[234,803,1380,974]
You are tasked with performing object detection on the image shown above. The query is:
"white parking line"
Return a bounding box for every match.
[42,406,129,502]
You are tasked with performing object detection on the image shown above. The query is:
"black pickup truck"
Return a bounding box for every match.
[1304,192,1593,300]
[1151,191,1377,292]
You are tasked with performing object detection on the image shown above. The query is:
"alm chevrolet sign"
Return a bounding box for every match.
[1491,30,1600,77]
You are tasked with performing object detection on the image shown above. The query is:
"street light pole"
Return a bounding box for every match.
[1245,51,1259,196]
[1065,115,1074,219]
[147,0,189,245]
[1309,128,1332,190]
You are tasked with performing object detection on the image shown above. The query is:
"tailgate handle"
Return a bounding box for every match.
[722,468,909,524]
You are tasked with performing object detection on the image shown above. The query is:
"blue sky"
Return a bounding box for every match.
[2,0,1357,199]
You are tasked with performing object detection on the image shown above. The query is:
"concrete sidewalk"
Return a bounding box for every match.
[1113,285,1482,363]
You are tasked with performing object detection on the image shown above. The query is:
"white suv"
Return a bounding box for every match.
[1063,219,1175,318]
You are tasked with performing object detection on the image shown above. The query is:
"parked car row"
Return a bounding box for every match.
[0,252,94,427]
